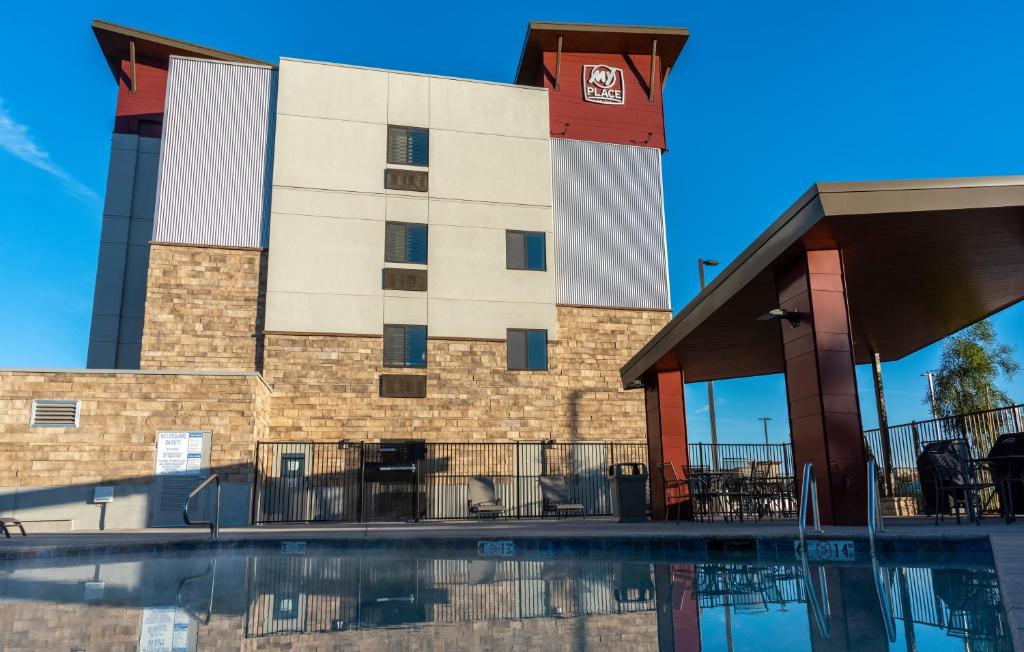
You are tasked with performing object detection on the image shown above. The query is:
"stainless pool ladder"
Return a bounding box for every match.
[183,474,222,540]
[867,459,886,554]
[866,459,897,642]
[799,549,832,638]
[798,462,823,552]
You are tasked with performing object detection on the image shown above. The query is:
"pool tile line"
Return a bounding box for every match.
[0,532,992,565]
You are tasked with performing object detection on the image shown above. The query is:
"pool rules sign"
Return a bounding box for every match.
[150,431,212,527]
[582,65,625,105]
[155,431,206,476]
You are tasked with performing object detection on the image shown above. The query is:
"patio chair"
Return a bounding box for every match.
[467,476,506,519]
[748,461,785,520]
[539,475,585,518]
[1,517,26,537]
[660,463,713,522]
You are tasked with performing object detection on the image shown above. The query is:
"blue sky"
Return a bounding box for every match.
[1,1,1022,443]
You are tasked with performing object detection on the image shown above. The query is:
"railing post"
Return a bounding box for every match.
[911,421,922,458]
[515,441,521,519]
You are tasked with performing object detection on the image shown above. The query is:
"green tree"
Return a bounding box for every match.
[929,320,1019,418]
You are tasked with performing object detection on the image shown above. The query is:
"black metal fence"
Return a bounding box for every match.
[252,441,648,524]
[687,443,794,477]
[863,404,1024,507]
[243,556,659,638]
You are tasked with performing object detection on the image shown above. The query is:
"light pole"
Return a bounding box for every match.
[698,258,720,469]
[922,371,938,420]
[758,416,772,447]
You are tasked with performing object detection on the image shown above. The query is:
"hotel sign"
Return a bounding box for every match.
[582,65,625,105]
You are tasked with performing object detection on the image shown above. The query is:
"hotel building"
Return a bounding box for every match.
[0,20,687,529]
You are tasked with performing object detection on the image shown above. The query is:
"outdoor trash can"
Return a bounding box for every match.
[609,463,648,522]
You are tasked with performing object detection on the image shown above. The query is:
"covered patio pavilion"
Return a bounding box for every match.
[621,176,1024,525]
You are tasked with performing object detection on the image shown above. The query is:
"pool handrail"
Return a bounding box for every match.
[183,473,221,540]
[798,462,823,551]
[867,459,886,554]
[871,553,897,642]
[799,549,832,638]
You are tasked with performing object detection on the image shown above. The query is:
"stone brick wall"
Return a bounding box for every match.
[140,243,266,371]
[0,370,269,487]
[237,611,659,650]
[0,601,657,651]
[262,306,670,442]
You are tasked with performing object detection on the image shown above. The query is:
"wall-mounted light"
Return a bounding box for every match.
[757,308,802,328]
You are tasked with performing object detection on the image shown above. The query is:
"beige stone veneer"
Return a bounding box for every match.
[262,305,670,442]
[0,370,268,487]
[140,243,266,371]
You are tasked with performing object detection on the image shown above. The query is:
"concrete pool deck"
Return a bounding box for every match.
[2,515,1022,549]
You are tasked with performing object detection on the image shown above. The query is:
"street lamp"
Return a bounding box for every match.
[922,371,938,420]
[758,416,772,446]
[698,258,721,468]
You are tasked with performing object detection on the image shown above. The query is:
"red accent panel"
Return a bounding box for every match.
[541,51,666,149]
[779,250,869,526]
[646,369,690,519]
[114,56,167,136]
[655,564,702,652]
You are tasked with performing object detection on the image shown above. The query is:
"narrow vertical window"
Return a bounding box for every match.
[506,231,546,271]
[387,126,429,166]
[384,325,428,368]
[507,329,548,370]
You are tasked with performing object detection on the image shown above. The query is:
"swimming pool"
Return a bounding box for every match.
[0,538,1012,651]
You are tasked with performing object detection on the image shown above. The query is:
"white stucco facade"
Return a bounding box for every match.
[265,59,557,340]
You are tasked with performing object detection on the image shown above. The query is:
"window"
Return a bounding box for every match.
[507,329,548,370]
[384,325,428,368]
[387,126,429,166]
[506,231,546,271]
[385,222,428,264]
[281,453,305,478]
[30,399,80,427]
[273,595,299,620]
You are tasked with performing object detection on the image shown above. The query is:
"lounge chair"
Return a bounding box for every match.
[1,517,26,537]
[539,475,585,518]
[467,476,506,519]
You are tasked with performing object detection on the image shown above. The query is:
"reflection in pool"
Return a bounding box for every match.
[0,547,1012,651]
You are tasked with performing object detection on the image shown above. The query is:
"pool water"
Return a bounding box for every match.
[0,544,1013,651]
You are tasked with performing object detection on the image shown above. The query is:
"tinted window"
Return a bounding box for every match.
[507,329,548,370]
[384,325,428,368]
[387,126,429,166]
[506,231,546,271]
[385,222,428,264]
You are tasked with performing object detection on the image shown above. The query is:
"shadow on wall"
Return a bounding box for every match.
[0,463,254,533]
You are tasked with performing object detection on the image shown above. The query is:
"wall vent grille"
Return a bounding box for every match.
[30,400,80,428]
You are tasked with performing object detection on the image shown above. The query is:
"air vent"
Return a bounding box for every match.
[384,168,428,192]
[30,400,80,428]
[380,374,427,398]
[382,268,428,292]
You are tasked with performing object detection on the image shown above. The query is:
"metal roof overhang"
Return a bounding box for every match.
[515,22,689,85]
[620,176,1024,388]
[92,19,271,80]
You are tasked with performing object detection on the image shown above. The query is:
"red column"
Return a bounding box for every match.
[655,563,702,652]
[646,369,691,520]
[777,250,868,526]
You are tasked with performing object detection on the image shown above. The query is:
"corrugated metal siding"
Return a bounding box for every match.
[551,139,670,309]
[152,57,277,248]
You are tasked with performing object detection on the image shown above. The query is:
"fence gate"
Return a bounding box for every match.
[252,442,363,524]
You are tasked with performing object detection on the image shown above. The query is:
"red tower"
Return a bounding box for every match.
[515,22,688,149]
